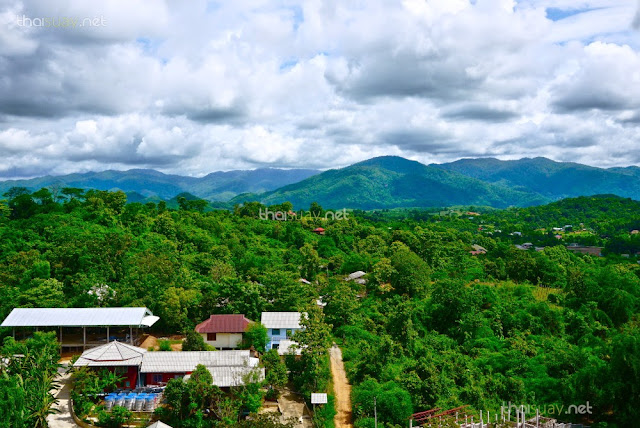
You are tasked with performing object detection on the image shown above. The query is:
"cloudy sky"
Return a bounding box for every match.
[0,0,639,178]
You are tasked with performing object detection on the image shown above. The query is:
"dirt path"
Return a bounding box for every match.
[330,344,354,428]
[47,367,78,428]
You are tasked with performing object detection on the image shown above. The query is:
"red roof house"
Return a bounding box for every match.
[195,314,253,350]
[313,227,325,235]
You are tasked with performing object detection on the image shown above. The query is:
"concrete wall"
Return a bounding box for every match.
[202,332,243,349]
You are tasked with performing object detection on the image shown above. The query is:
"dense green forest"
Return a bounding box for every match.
[0,188,639,427]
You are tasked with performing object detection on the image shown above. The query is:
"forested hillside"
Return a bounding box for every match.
[436,157,640,200]
[0,189,639,426]
[238,156,547,209]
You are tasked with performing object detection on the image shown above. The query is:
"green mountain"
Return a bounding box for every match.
[231,156,549,209]
[0,168,319,202]
[434,157,640,200]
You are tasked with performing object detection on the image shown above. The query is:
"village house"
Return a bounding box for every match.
[73,344,263,389]
[261,312,302,351]
[566,245,603,257]
[74,341,146,388]
[195,314,252,350]
[140,350,262,388]
[346,270,367,285]
[470,244,487,255]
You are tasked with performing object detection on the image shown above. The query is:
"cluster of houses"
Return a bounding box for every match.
[1,308,304,390]
[80,311,304,389]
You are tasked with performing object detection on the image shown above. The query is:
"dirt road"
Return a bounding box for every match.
[329,344,354,428]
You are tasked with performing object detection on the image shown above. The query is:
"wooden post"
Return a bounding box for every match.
[374,396,377,428]
[12,327,15,339]
[130,326,133,345]
[83,326,86,349]
[107,326,110,342]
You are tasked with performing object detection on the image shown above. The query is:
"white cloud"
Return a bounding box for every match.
[0,0,639,178]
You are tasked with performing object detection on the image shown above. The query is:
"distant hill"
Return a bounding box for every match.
[3,156,640,210]
[231,156,548,209]
[0,168,320,202]
[434,157,640,200]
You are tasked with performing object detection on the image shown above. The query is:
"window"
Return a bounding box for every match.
[152,374,162,384]
[272,343,280,350]
[272,329,281,336]
[207,333,217,341]
[286,329,292,337]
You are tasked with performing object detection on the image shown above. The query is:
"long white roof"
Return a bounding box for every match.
[261,312,302,329]
[0,307,158,327]
[140,350,258,373]
[208,366,265,387]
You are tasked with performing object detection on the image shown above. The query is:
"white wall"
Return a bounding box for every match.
[202,333,243,349]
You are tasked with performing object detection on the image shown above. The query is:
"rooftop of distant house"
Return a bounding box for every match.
[195,314,252,334]
[261,312,302,329]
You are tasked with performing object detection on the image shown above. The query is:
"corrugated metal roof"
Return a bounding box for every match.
[195,314,252,333]
[311,393,328,404]
[147,422,173,428]
[347,271,366,280]
[140,350,258,373]
[277,339,302,356]
[0,307,157,327]
[208,367,265,387]
[74,341,147,367]
[261,312,302,329]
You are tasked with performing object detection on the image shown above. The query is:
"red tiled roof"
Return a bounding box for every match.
[313,227,325,232]
[195,314,252,333]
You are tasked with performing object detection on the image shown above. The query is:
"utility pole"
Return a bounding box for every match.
[374,396,377,428]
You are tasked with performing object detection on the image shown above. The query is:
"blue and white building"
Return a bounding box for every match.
[261,312,302,351]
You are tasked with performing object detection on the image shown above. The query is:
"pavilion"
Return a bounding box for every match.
[0,307,159,350]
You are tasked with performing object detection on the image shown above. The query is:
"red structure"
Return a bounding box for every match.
[73,341,146,389]
[313,227,325,235]
[195,314,252,335]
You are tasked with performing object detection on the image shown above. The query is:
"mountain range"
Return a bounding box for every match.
[2,156,640,209]
[0,168,319,202]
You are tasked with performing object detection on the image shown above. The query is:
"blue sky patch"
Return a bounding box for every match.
[546,7,602,21]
